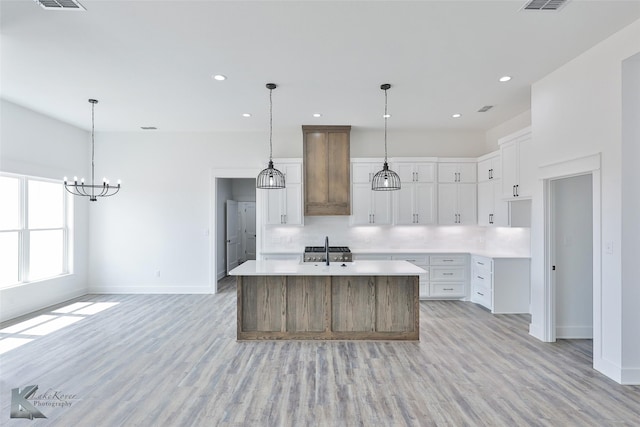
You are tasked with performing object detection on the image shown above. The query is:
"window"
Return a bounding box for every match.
[0,174,71,288]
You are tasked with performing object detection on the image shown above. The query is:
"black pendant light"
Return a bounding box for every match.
[64,99,121,201]
[256,83,286,189]
[372,84,401,191]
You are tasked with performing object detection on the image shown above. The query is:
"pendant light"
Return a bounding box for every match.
[256,83,286,189]
[64,99,121,201]
[372,84,401,191]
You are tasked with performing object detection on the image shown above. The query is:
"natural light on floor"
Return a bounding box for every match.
[0,301,119,355]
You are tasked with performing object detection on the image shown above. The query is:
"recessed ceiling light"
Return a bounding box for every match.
[313,113,322,118]
[383,114,391,118]
[452,113,461,118]
[140,126,157,130]
[242,113,251,118]
[499,76,512,82]
[212,74,227,81]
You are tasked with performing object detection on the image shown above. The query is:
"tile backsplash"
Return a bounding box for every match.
[262,216,530,256]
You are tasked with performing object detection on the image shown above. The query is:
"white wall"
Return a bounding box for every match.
[621,52,640,377]
[530,19,640,384]
[0,100,90,322]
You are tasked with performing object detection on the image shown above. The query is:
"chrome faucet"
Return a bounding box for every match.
[325,236,330,266]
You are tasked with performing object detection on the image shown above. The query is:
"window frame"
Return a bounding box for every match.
[0,173,72,288]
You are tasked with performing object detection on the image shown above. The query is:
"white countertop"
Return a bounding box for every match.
[229,260,426,276]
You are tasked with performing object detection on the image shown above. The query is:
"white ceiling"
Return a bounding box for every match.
[2,0,639,133]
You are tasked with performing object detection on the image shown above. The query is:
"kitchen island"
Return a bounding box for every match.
[229,260,424,341]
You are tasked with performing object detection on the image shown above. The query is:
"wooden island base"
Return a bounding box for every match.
[237,275,419,340]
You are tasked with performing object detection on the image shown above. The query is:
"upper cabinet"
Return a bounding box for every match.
[351,160,392,225]
[392,160,436,225]
[477,153,502,182]
[499,127,533,200]
[477,151,508,227]
[264,160,304,225]
[438,162,477,183]
[303,125,351,216]
[437,159,477,225]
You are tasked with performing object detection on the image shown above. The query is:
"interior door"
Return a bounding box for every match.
[551,174,593,339]
[244,202,256,260]
[226,200,239,275]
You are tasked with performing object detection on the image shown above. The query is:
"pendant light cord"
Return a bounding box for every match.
[269,87,273,161]
[91,100,96,198]
[384,88,388,162]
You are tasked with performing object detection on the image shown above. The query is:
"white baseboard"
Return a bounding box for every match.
[88,285,214,294]
[621,367,640,385]
[217,269,227,281]
[529,322,546,341]
[595,357,622,384]
[556,326,593,339]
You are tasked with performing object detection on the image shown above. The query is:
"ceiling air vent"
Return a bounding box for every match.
[523,0,568,11]
[477,105,494,113]
[33,0,85,11]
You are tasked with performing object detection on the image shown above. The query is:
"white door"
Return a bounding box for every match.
[371,190,392,225]
[457,183,477,224]
[415,182,435,224]
[437,183,458,225]
[226,200,239,275]
[395,184,415,224]
[244,202,256,260]
[492,180,509,226]
[477,181,493,226]
[351,183,372,225]
[501,141,518,199]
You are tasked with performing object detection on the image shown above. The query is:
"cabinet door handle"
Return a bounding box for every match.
[443,272,454,276]
[415,213,419,223]
[284,214,287,223]
[516,184,519,197]
[477,292,484,296]
[513,185,516,197]
[477,275,484,280]
[477,261,484,266]
[443,259,453,262]
[443,288,454,291]
[372,213,375,223]
[489,213,493,224]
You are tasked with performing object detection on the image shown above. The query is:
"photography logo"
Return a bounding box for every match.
[10,385,47,419]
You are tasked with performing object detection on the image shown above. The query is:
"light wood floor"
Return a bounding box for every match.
[1,277,639,426]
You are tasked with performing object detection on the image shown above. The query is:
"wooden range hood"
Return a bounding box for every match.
[302,125,351,216]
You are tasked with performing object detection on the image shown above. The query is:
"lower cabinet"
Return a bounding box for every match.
[355,253,468,300]
[471,255,530,313]
[429,254,468,298]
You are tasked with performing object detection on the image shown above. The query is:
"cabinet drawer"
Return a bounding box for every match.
[430,255,466,266]
[430,267,465,281]
[471,256,493,273]
[471,285,492,309]
[471,270,491,288]
[391,255,429,266]
[430,283,465,297]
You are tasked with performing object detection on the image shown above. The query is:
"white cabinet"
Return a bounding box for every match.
[438,162,477,183]
[477,154,501,182]
[477,181,509,226]
[391,254,429,298]
[438,183,476,225]
[393,160,436,225]
[499,128,533,200]
[351,161,392,225]
[264,161,303,225]
[470,255,531,314]
[429,254,468,298]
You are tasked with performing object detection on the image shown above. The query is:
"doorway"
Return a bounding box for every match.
[550,174,593,340]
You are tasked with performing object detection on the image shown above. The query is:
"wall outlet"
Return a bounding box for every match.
[605,241,614,254]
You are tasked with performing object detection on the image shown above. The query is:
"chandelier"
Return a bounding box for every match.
[64,99,121,201]
[256,83,286,189]
[372,84,401,191]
